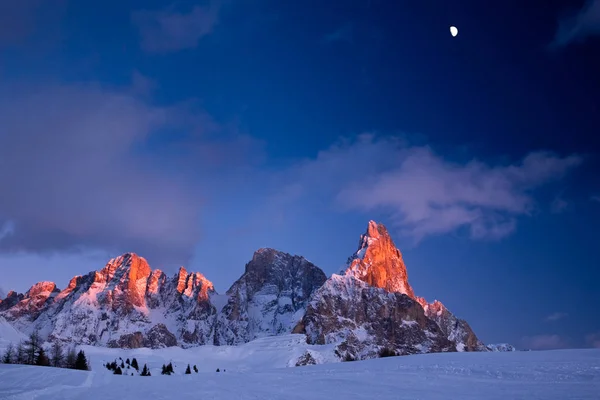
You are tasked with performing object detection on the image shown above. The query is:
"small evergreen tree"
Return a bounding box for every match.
[185,364,191,374]
[74,350,89,371]
[141,364,149,376]
[121,360,125,369]
[65,347,77,369]
[50,342,64,368]
[15,341,26,364]
[193,365,198,373]
[24,331,42,365]
[131,358,139,371]
[114,366,123,375]
[166,362,174,374]
[35,347,50,366]
[2,343,14,364]
[126,358,130,365]
[161,364,167,375]
[216,368,220,372]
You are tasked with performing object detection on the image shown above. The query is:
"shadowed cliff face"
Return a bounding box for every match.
[0,221,486,356]
[215,248,327,345]
[0,249,328,349]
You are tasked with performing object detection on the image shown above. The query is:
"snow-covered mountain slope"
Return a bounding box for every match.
[1,347,598,400]
[1,221,489,358]
[215,248,327,345]
[0,250,327,349]
[296,221,486,357]
[486,343,517,352]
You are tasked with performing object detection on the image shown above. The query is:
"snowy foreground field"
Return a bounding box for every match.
[0,335,599,400]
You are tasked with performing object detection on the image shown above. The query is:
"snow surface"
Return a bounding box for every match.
[0,317,26,348]
[0,345,598,400]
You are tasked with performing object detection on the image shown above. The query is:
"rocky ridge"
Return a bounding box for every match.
[0,221,489,361]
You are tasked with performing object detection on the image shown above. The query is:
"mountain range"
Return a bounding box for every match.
[0,221,493,360]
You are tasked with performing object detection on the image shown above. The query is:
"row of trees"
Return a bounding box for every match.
[105,357,152,376]
[1,331,89,370]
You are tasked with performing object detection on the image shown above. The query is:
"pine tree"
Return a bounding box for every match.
[185,364,191,374]
[193,365,198,373]
[35,347,50,366]
[166,362,174,374]
[2,343,14,364]
[24,331,42,365]
[131,358,139,371]
[216,368,220,372]
[126,358,130,365]
[65,347,77,369]
[50,342,64,368]
[15,342,26,364]
[114,366,123,375]
[141,364,149,376]
[161,364,167,375]
[121,360,125,369]
[75,350,89,371]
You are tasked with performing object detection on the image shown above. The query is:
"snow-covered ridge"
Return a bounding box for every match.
[0,249,326,350]
[1,221,496,361]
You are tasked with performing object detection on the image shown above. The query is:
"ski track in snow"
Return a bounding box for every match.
[0,345,598,400]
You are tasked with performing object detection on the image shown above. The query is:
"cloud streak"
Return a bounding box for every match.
[585,332,600,348]
[0,82,211,267]
[271,135,582,243]
[133,2,220,53]
[551,0,600,47]
[545,312,568,322]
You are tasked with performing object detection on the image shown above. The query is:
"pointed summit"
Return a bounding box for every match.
[344,221,415,298]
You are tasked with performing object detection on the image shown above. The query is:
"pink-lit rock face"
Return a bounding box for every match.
[345,221,415,298]
[297,220,487,358]
[0,252,220,348]
[2,282,59,320]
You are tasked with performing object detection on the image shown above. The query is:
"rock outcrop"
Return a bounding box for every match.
[295,220,486,359]
[215,248,327,345]
[0,221,487,357]
[0,250,327,349]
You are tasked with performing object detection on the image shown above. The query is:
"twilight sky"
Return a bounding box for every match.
[0,0,599,350]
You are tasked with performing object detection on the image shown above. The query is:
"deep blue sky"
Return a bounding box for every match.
[0,0,599,350]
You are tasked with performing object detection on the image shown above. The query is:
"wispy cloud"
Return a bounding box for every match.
[551,0,600,47]
[0,78,257,268]
[0,221,15,242]
[265,135,582,243]
[585,332,600,348]
[133,2,220,53]
[550,197,569,214]
[0,0,65,47]
[545,312,568,322]
[288,135,580,242]
[521,334,567,350]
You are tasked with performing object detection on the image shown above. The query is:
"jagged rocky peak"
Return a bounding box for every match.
[175,266,214,301]
[297,220,487,358]
[215,248,327,345]
[2,281,60,320]
[345,220,415,298]
[0,291,25,312]
[242,248,325,288]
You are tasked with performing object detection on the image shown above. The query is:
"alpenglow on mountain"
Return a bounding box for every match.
[0,221,493,360]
